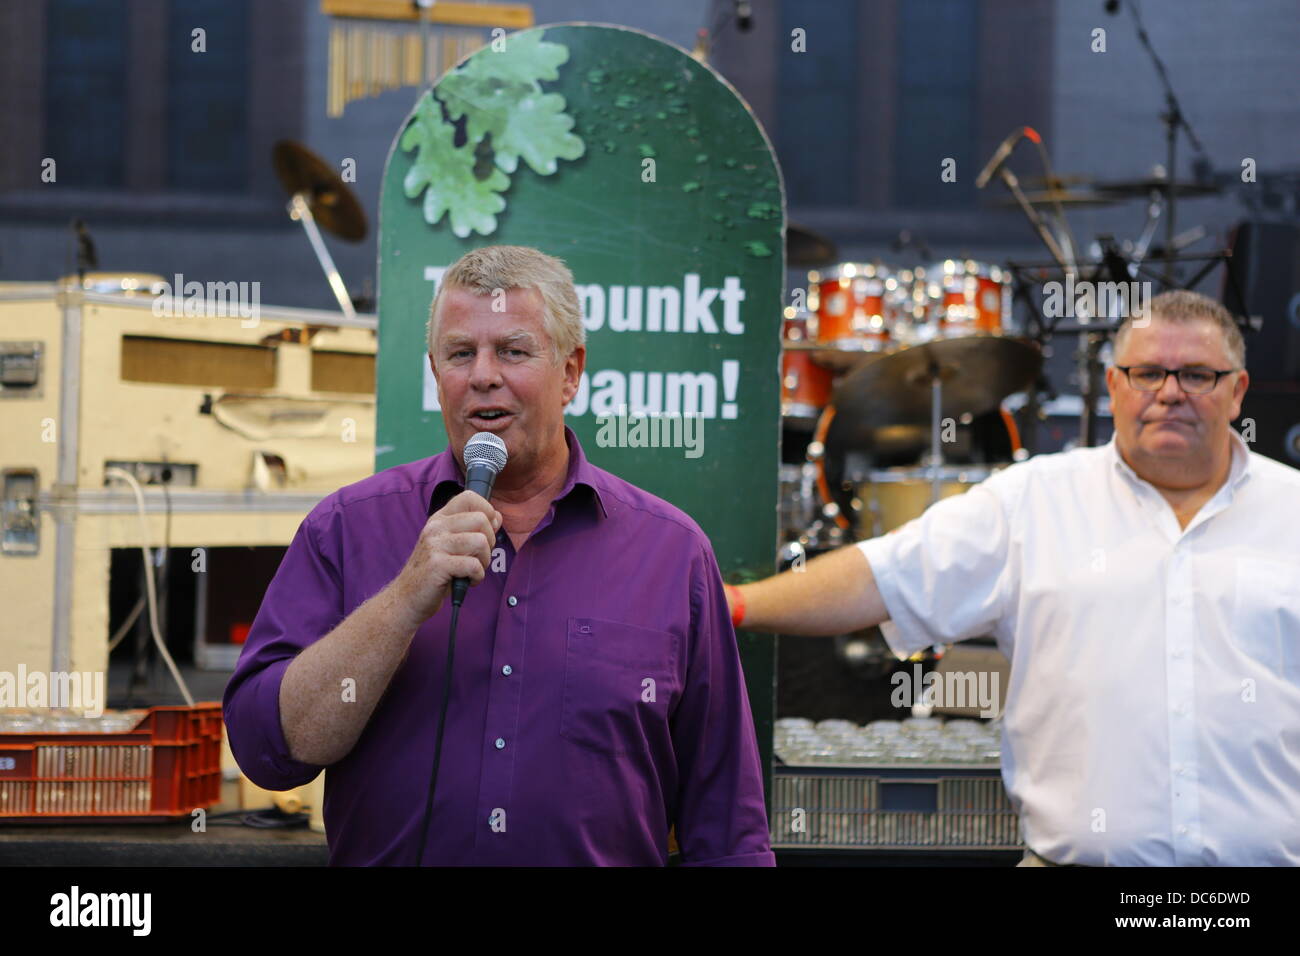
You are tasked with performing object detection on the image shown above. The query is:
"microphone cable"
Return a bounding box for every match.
[412,432,506,864]
[414,597,462,865]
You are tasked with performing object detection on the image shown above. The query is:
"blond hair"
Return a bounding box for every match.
[427,245,584,362]
[1114,289,1246,369]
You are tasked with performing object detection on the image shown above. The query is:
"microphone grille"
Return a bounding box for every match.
[463,432,508,472]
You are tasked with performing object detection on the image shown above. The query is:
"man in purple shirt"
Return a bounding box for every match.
[223,245,774,866]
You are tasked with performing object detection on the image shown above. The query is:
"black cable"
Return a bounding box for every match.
[414,599,461,865]
[208,809,309,828]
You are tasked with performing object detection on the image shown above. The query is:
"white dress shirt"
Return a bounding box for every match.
[859,430,1300,865]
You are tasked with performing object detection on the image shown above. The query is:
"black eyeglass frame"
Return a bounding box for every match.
[1114,365,1238,394]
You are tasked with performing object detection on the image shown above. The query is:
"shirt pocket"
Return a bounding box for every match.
[560,617,680,757]
[1233,557,1300,681]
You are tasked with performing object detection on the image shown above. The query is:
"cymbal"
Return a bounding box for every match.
[787,222,838,267]
[991,189,1118,207]
[782,340,893,375]
[1096,177,1222,199]
[272,140,368,242]
[782,340,884,355]
[832,335,1042,430]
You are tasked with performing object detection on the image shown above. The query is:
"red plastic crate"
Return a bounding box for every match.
[0,703,223,822]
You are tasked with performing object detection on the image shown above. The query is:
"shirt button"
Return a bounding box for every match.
[502,665,513,676]
[1179,825,1189,835]
[494,738,505,750]
[507,596,518,607]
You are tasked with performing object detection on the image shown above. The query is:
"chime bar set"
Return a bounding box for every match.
[322,0,535,117]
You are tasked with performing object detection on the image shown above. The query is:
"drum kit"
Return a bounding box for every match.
[770,3,1265,721]
[779,248,1040,556]
[776,97,1239,558]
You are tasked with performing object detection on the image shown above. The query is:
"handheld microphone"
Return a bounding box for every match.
[451,432,508,607]
[417,429,506,864]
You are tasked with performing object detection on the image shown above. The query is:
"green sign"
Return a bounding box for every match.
[376,24,784,788]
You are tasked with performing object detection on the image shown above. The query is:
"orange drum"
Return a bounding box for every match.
[921,260,1010,335]
[810,263,897,350]
[781,310,833,420]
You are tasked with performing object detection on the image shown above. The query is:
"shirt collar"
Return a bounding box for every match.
[1107,427,1252,494]
[426,426,608,519]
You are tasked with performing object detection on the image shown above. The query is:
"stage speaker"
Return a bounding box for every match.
[1236,384,1300,468]
[1222,221,1300,382]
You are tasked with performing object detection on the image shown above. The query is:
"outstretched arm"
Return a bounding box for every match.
[730,544,888,635]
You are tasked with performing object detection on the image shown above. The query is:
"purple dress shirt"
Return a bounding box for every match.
[223,428,774,866]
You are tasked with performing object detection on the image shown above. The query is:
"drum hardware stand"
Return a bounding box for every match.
[984,141,1092,446]
[923,359,948,506]
[988,164,1073,275]
[977,126,1082,278]
[1120,0,1210,286]
[1079,329,1108,448]
[1005,246,1248,448]
[1130,199,1162,264]
[287,193,357,322]
[272,141,369,329]
[1006,271,1053,456]
[979,125,1173,447]
[1004,250,1237,332]
[1077,235,1147,446]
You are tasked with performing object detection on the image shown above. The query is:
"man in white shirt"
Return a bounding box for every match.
[730,289,1300,865]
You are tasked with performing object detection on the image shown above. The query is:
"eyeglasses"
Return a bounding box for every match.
[1115,365,1236,395]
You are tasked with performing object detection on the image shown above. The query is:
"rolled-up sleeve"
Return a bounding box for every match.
[671,539,775,867]
[857,478,1014,658]
[222,505,343,791]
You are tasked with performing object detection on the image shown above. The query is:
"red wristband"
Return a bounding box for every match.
[725,584,745,629]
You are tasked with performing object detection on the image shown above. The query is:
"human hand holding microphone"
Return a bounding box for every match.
[393,433,507,623]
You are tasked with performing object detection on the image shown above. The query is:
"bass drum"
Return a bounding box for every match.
[855,465,994,538]
[810,402,1021,537]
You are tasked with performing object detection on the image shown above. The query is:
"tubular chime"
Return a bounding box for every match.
[322,0,535,117]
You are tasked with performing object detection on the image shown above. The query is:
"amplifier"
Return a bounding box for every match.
[1237,383,1300,467]
[1222,221,1300,382]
